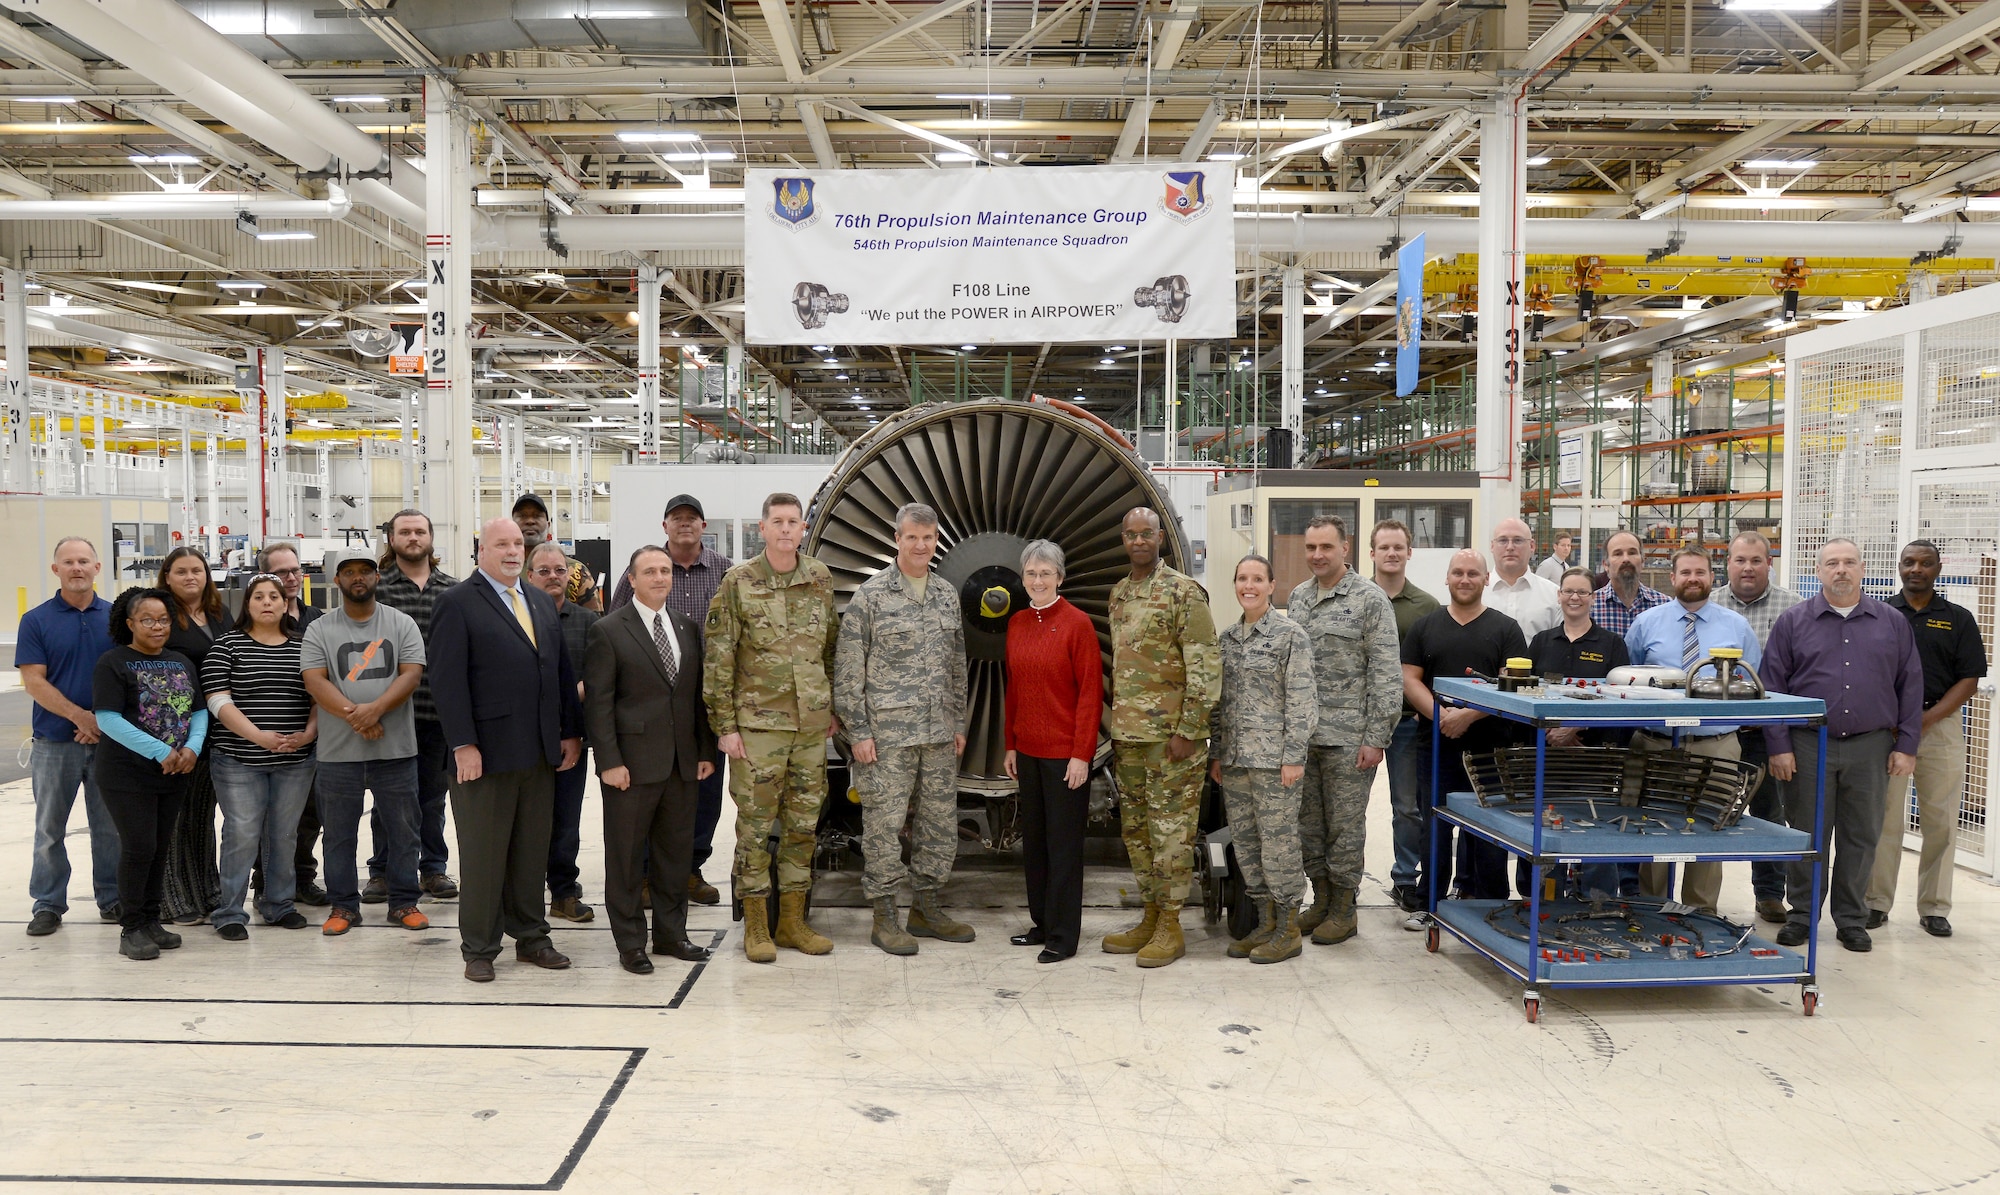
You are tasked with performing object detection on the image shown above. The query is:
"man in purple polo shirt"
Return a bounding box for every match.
[1761,537,1923,953]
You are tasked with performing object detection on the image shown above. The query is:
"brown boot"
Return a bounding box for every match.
[907,890,975,943]
[740,896,776,964]
[1226,899,1275,959]
[1136,902,1186,968]
[688,870,720,906]
[871,897,917,956]
[1297,876,1332,933]
[773,891,833,955]
[1102,902,1159,954]
[1251,903,1303,964]
[1313,886,1357,945]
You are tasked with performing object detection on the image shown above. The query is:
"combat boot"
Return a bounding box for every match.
[1135,902,1186,968]
[740,896,777,964]
[1313,886,1357,945]
[907,890,975,943]
[871,897,918,956]
[1102,902,1159,954]
[1251,903,1303,964]
[1297,877,1333,934]
[1226,899,1275,959]
[773,891,833,955]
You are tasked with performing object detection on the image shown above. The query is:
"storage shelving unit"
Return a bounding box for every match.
[1422,677,1829,1023]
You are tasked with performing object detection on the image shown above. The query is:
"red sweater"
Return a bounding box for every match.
[1004,597,1104,761]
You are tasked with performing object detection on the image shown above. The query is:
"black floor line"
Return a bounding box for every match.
[0,1040,648,1190]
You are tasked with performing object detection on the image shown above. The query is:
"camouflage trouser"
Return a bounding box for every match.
[1218,764,1305,906]
[1300,745,1377,890]
[1113,738,1208,906]
[855,740,959,900]
[729,728,828,896]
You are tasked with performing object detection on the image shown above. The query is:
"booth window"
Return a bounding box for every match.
[1267,499,1360,607]
[1372,500,1473,550]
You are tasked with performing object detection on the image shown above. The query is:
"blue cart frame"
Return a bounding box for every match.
[1421,677,1830,1023]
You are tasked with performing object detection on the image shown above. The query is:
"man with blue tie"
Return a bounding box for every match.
[1622,547,1760,914]
[429,517,585,983]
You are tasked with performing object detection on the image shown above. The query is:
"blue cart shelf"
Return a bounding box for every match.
[1422,676,1829,1023]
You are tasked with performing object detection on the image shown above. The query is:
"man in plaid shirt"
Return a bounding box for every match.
[1591,529,1669,637]
[371,509,461,901]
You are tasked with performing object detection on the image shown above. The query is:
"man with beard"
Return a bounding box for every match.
[513,493,551,550]
[372,510,459,901]
[1622,548,1760,914]
[1591,530,1669,637]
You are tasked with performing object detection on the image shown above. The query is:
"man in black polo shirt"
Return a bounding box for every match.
[1867,539,1987,938]
[1401,548,1528,903]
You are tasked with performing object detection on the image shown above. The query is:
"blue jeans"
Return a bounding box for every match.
[320,756,421,913]
[1386,716,1429,891]
[211,752,317,927]
[29,738,120,917]
[368,717,451,879]
[548,746,588,900]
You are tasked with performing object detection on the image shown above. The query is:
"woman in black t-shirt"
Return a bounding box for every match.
[93,588,210,961]
[158,547,224,923]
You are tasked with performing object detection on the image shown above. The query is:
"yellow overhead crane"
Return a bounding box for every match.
[1422,255,1995,300]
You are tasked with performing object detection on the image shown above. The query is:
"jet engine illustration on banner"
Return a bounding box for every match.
[1133,274,1190,323]
[792,280,849,330]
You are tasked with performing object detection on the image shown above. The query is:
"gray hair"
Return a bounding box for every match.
[1020,539,1066,579]
[51,535,97,560]
[1820,536,1862,560]
[894,502,939,534]
[529,541,568,567]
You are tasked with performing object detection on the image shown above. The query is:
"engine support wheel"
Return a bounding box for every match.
[1802,986,1819,1017]
[1524,992,1541,1024]
[1425,924,1440,953]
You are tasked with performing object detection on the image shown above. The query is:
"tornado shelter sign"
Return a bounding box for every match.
[744,165,1234,345]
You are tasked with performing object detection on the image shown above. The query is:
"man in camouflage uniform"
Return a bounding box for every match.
[1287,515,1402,946]
[833,502,970,957]
[703,492,841,963]
[1105,507,1222,968]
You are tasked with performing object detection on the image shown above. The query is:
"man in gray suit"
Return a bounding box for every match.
[585,545,717,974]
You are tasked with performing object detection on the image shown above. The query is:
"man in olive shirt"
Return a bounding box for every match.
[1370,519,1441,919]
[1868,539,1987,938]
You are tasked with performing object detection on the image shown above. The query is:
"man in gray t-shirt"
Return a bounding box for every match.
[301,551,429,931]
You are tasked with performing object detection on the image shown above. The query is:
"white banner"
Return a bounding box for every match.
[744,165,1234,345]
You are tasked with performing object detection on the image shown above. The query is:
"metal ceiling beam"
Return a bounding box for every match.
[807,0,980,77]
[1562,293,1782,365]
[1861,0,2000,87]
[1256,274,1398,371]
[1621,118,1815,213]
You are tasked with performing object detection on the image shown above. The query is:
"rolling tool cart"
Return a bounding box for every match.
[1419,676,1829,1023]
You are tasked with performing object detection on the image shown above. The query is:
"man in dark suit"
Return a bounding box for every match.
[585,545,717,975]
[429,516,584,983]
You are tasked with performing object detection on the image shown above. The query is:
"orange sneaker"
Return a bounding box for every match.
[322,909,358,936]
[390,906,429,930]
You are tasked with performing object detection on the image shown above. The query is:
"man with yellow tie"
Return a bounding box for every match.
[428,517,585,983]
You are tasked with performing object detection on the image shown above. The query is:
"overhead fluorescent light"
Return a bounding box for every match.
[129,153,201,165]
[254,230,316,241]
[331,95,387,103]
[1743,158,1817,169]
[1724,0,1833,9]
[217,281,266,291]
[936,93,1011,100]
[1207,152,1247,161]
[1524,156,1551,166]
[617,130,701,143]
[20,96,75,104]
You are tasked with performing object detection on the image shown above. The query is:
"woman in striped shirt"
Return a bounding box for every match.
[204,574,319,941]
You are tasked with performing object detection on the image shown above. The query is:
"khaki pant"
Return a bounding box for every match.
[1633,729,1739,913]
[1867,714,1965,918]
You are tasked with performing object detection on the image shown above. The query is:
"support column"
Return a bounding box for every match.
[245,348,268,542]
[261,346,286,545]
[638,263,661,464]
[568,434,582,538]
[359,434,373,536]
[4,268,29,492]
[1473,94,1527,542]
[205,433,220,559]
[178,423,195,548]
[316,446,331,539]
[1280,263,1305,441]
[401,391,417,512]
[426,77,476,571]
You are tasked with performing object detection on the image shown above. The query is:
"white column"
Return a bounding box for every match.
[581,434,594,525]
[178,422,195,547]
[4,268,29,492]
[1473,95,1527,542]
[426,77,476,571]
[316,446,331,539]
[261,346,286,545]
[1280,263,1305,443]
[401,391,417,511]
[509,416,526,502]
[358,434,373,535]
[568,434,582,536]
[205,433,220,559]
[638,264,661,464]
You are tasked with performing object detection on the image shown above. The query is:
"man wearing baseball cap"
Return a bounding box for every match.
[512,493,551,550]
[612,493,732,905]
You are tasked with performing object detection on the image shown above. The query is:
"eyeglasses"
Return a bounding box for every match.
[133,616,171,628]
[1560,588,1593,598]
[529,566,568,577]
[1121,530,1160,542]
[1492,536,1532,547]
[269,567,303,578]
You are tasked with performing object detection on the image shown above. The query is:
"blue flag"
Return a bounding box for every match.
[1396,233,1425,398]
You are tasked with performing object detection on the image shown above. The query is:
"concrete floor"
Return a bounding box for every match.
[1,750,1997,1194]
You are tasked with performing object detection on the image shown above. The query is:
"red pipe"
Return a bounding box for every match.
[1022,392,1136,451]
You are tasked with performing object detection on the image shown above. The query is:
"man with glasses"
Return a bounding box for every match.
[529,541,599,923]
[248,543,329,908]
[1485,517,1561,638]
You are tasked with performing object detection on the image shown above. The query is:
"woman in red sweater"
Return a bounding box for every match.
[1003,539,1104,963]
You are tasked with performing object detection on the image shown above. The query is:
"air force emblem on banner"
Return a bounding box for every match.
[1162,170,1210,222]
[770,177,820,229]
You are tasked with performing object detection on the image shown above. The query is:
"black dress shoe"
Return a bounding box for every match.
[294,881,330,907]
[1037,948,1071,964]
[652,938,712,962]
[1010,928,1047,947]
[515,943,572,969]
[1921,915,1952,937]
[1774,921,1808,947]
[1865,909,1888,929]
[464,958,495,983]
[26,911,60,936]
[1837,926,1873,952]
[619,948,655,975]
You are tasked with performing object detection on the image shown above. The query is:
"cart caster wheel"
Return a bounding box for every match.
[1524,997,1540,1024]
[1802,989,1818,1017]
[1425,925,1440,953]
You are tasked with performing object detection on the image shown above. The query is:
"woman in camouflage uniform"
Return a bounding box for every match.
[1209,555,1318,963]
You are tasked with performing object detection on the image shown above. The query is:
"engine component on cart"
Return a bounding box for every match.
[1605,664,1688,689]
[1133,274,1190,323]
[791,280,849,330]
[1463,745,1762,828]
[1685,647,1767,700]
[1485,897,1756,960]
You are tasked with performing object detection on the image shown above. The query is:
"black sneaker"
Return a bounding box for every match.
[421,872,459,900]
[141,922,183,950]
[294,881,330,907]
[98,904,120,922]
[217,923,249,942]
[1865,909,1888,930]
[1391,885,1423,913]
[26,911,60,936]
[274,911,310,930]
[1837,926,1872,952]
[119,928,160,961]
[1774,921,1808,947]
[360,876,390,904]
